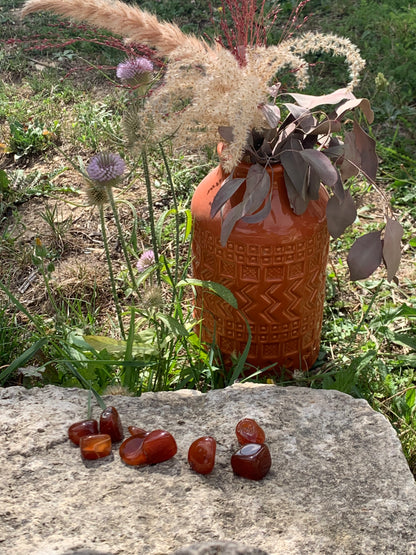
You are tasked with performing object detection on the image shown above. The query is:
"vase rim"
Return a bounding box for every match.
[217,142,284,175]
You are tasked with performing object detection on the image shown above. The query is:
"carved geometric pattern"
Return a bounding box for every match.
[192,216,329,372]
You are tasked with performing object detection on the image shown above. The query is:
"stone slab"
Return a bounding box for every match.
[1,383,415,554]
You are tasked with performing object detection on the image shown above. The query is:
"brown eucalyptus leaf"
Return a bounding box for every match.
[335,98,374,123]
[300,162,310,202]
[326,190,357,238]
[260,137,273,157]
[210,177,246,218]
[352,121,378,181]
[262,127,277,143]
[220,203,244,246]
[339,131,361,181]
[272,121,297,152]
[333,174,346,201]
[242,196,272,223]
[281,149,308,195]
[279,105,317,136]
[303,132,319,150]
[261,104,281,128]
[308,165,321,200]
[287,88,355,110]
[283,103,309,120]
[298,149,339,188]
[340,123,378,183]
[283,170,309,215]
[308,119,342,135]
[243,165,271,215]
[218,126,234,143]
[383,218,404,281]
[298,113,318,134]
[347,231,383,281]
[324,143,344,162]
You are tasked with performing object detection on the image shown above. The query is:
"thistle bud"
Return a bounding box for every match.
[116,57,154,88]
[86,152,126,188]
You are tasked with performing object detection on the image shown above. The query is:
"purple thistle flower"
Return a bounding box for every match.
[116,57,154,81]
[86,152,125,185]
[137,249,155,272]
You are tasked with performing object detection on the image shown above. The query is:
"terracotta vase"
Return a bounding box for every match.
[191,158,330,374]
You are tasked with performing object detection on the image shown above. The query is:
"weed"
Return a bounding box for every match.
[0,167,73,217]
[71,100,122,151]
[40,203,73,251]
[6,118,59,158]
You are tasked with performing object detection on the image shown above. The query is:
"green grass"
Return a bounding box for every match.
[0,0,416,473]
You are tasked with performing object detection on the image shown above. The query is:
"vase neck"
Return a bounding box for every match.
[232,163,285,189]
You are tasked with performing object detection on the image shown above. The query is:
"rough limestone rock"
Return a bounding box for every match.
[172,541,268,554]
[1,383,416,555]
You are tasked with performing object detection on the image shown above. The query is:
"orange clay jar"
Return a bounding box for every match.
[191,156,329,375]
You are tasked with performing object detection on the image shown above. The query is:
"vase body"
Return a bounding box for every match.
[191,161,329,374]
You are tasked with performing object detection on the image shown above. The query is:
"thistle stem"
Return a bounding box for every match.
[159,143,180,310]
[141,147,161,286]
[99,205,126,339]
[106,186,140,297]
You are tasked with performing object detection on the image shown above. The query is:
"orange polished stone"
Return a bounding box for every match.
[79,434,112,460]
[188,436,216,475]
[142,429,177,464]
[99,406,124,442]
[68,419,99,445]
[128,426,148,438]
[235,418,266,445]
[119,435,147,466]
[231,443,271,481]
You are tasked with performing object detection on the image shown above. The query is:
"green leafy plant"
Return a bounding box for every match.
[72,137,248,393]
[6,119,59,159]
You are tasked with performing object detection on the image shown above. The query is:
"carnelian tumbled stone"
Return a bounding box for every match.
[68,419,99,445]
[188,436,216,475]
[142,429,177,464]
[99,406,124,442]
[80,434,112,460]
[119,435,147,466]
[235,418,265,445]
[231,443,271,481]
[128,426,148,438]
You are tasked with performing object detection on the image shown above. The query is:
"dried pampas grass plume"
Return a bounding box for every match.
[22,0,366,169]
[21,0,209,59]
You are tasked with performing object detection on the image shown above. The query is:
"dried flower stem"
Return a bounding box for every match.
[22,0,209,58]
[218,0,280,62]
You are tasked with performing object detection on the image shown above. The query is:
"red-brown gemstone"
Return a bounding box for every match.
[142,429,177,464]
[119,435,147,466]
[235,418,266,446]
[188,436,216,475]
[68,419,99,445]
[99,406,124,442]
[231,443,271,481]
[80,434,112,460]
[128,426,148,438]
